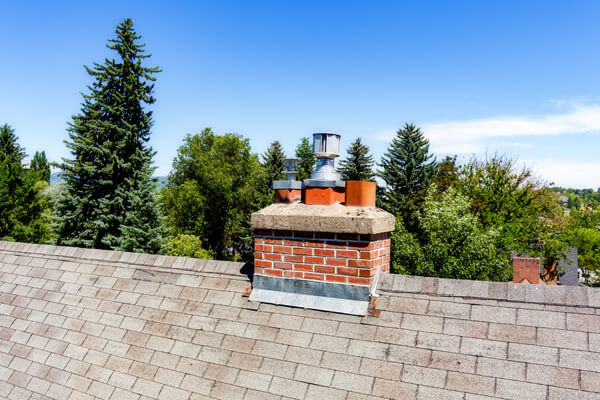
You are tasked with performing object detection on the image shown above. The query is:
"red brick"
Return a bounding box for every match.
[337,250,359,258]
[348,277,370,285]
[293,248,313,256]
[326,258,346,266]
[284,255,303,263]
[348,259,371,268]
[255,229,271,236]
[326,275,346,283]
[273,246,293,254]
[274,263,293,270]
[255,260,272,268]
[265,238,283,245]
[283,240,304,246]
[337,267,359,276]
[274,230,293,237]
[314,249,335,257]
[359,268,377,277]
[315,265,335,274]
[255,268,265,275]
[255,237,265,244]
[349,241,373,250]
[327,241,347,249]
[305,256,324,264]
[304,273,324,281]
[255,252,264,259]
[294,264,313,272]
[265,253,282,261]
[265,269,282,277]
[359,251,374,260]
[304,240,325,248]
[283,271,304,279]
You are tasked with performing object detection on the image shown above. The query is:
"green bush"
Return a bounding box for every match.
[391,187,510,281]
[161,234,213,259]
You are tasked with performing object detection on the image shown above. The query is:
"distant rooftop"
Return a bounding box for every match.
[1,241,599,399]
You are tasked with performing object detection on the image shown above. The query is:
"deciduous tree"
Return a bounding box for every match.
[160,129,265,260]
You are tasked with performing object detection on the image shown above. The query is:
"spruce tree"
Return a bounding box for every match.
[295,137,315,181]
[30,151,50,182]
[0,124,49,242]
[262,140,286,186]
[54,18,162,253]
[378,123,437,216]
[338,137,375,181]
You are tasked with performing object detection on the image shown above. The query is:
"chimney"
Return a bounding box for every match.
[273,158,302,204]
[513,257,541,284]
[250,133,395,315]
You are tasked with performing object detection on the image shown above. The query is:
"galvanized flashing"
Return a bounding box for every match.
[249,288,369,315]
[273,180,303,190]
[253,274,370,301]
[303,179,345,188]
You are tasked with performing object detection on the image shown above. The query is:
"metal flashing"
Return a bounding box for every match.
[249,288,369,315]
[253,274,370,301]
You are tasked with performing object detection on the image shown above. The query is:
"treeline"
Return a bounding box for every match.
[2,19,599,285]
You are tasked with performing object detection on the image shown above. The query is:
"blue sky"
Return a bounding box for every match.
[1,1,600,188]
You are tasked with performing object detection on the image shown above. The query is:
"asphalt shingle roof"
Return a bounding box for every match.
[1,240,599,399]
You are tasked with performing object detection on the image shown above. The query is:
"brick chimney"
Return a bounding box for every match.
[249,133,395,315]
[513,257,541,284]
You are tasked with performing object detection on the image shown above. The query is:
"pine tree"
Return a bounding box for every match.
[338,137,375,181]
[54,19,162,253]
[262,140,286,186]
[30,151,50,182]
[378,123,437,216]
[295,137,315,181]
[0,124,49,242]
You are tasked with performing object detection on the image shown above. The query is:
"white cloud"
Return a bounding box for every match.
[526,160,600,189]
[376,103,600,155]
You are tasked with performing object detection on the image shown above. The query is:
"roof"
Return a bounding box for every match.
[0,240,599,400]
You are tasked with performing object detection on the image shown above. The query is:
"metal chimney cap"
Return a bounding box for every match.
[313,133,341,158]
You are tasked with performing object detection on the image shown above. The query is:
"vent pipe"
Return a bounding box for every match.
[310,133,341,181]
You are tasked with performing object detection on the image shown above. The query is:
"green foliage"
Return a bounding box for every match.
[431,155,457,192]
[160,128,266,260]
[295,137,315,181]
[262,141,286,186]
[553,187,600,209]
[53,19,162,253]
[161,234,213,259]
[570,228,600,285]
[457,155,567,262]
[391,187,510,281]
[338,137,375,181]
[378,123,437,230]
[0,124,51,243]
[567,203,600,285]
[30,151,50,182]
